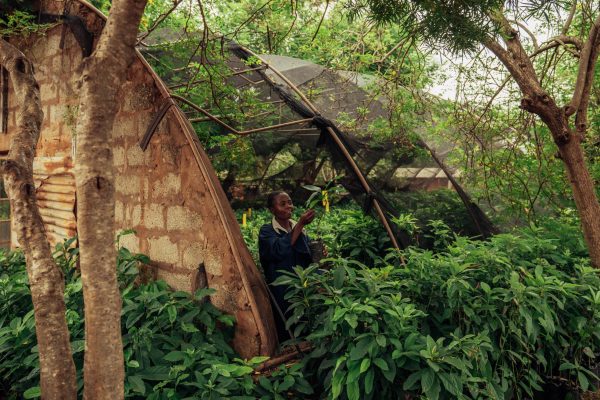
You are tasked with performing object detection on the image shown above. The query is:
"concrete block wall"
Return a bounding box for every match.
[1,0,276,358]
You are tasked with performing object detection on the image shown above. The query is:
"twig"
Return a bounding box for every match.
[137,0,185,44]
[311,0,329,42]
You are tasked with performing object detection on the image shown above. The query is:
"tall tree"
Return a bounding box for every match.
[0,40,77,399]
[74,0,147,397]
[349,0,600,266]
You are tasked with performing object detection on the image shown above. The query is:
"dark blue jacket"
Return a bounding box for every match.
[258,222,312,319]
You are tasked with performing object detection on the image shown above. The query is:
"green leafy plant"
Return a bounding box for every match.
[0,239,312,399]
[273,216,599,399]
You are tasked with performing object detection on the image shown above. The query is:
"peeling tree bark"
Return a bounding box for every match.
[74,0,147,398]
[0,40,77,400]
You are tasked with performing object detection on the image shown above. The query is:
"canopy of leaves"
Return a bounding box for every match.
[343,0,505,52]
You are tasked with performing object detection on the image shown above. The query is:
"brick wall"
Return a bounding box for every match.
[1,0,277,357]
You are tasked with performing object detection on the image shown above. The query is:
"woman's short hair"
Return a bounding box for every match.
[267,190,288,208]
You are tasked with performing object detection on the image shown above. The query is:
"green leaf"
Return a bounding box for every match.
[332,307,347,322]
[373,357,388,371]
[443,356,466,372]
[167,305,177,324]
[302,184,321,192]
[181,322,199,333]
[347,360,362,382]
[347,378,360,400]
[259,376,272,391]
[163,351,186,362]
[350,338,372,360]
[345,313,358,329]
[137,366,171,381]
[332,370,346,399]
[360,358,371,373]
[279,375,295,391]
[560,362,576,371]
[578,371,589,392]
[248,356,270,365]
[23,387,40,399]
[334,266,346,289]
[422,370,440,400]
[128,376,146,395]
[365,368,375,394]
[480,282,491,293]
[583,347,595,358]
[403,370,422,390]
[421,368,435,391]
[438,372,462,396]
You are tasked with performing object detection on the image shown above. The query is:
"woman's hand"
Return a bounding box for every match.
[291,209,315,246]
[297,209,316,226]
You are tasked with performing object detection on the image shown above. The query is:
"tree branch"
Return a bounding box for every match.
[137,0,185,44]
[511,19,538,51]
[530,34,582,58]
[561,1,577,35]
[566,13,600,117]
[311,0,329,42]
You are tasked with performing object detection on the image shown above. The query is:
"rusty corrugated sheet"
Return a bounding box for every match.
[33,156,76,246]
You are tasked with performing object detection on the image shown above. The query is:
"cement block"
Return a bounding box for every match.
[151,173,181,199]
[166,206,201,231]
[143,203,164,229]
[156,269,191,292]
[113,147,125,168]
[148,236,178,264]
[115,200,124,222]
[39,81,58,103]
[182,243,205,270]
[126,145,146,167]
[113,115,137,139]
[130,205,141,226]
[204,253,223,277]
[118,232,139,253]
[115,175,141,196]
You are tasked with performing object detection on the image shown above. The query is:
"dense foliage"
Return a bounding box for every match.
[1,203,599,399]
[275,214,600,399]
[0,238,312,400]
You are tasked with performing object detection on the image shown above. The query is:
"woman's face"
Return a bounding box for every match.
[270,193,294,221]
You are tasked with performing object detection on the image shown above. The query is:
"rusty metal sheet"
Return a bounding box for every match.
[33,156,76,246]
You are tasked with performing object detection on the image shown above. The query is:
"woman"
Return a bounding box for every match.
[258,190,315,341]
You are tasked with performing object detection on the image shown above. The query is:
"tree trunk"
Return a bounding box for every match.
[0,40,77,399]
[74,0,147,398]
[485,26,600,268]
[556,131,600,267]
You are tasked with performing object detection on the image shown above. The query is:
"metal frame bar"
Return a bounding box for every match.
[237,46,402,251]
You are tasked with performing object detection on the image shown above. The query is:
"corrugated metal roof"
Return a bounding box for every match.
[33,156,76,245]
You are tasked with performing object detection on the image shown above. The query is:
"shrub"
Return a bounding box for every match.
[0,240,312,400]
[275,221,600,399]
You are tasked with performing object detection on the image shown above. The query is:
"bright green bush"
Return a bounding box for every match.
[275,219,600,399]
